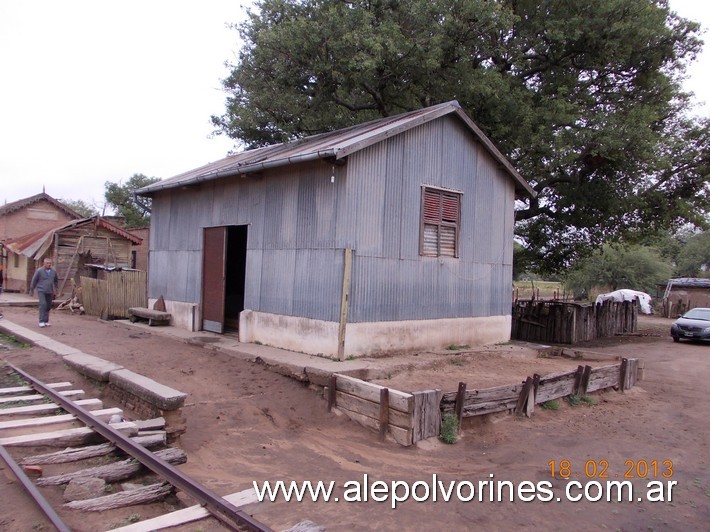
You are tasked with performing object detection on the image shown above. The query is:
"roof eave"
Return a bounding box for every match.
[137,148,338,196]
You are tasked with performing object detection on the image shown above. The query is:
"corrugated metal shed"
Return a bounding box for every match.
[137,101,535,198]
[665,277,710,288]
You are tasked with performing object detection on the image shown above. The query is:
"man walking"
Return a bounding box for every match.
[29,258,58,327]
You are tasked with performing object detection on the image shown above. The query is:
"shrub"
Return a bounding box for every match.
[541,400,560,410]
[440,414,458,444]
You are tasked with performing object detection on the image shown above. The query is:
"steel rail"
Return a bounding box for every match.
[9,363,272,532]
[0,443,71,532]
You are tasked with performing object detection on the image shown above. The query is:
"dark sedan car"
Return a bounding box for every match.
[671,307,710,342]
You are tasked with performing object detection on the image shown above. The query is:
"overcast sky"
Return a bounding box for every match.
[0,0,708,210]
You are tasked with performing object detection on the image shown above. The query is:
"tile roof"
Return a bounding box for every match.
[0,192,82,219]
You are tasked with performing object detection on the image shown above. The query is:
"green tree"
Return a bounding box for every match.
[675,231,710,277]
[213,0,709,272]
[59,199,99,218]
[104,174,160,228]
[565,244,673,295]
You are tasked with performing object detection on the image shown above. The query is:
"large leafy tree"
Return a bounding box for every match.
[212,0,709,272]
[675,231,710,277]
[565,244,673,294]
[104,174,160,228]
[59,199,99,218]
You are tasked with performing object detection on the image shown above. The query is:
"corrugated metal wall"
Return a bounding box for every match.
[148,160,346,321]
[148,114,515,324]
[346,116,514,321]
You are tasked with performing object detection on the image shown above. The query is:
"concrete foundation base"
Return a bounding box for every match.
[148,299,199,331]
[239,310,511,359]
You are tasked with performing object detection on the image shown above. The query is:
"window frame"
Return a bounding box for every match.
[419,185,462,258]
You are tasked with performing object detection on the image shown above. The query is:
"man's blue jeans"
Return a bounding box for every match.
[38,292,53,323]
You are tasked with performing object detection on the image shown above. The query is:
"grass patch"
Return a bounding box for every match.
[446,344,470,351]
[566,394,597,407]
[440,414,458,444]
[540,400,560,410]
[0,334,31,349]
[450,358,464,367]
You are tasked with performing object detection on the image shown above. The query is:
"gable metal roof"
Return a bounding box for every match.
[137,101,535,197]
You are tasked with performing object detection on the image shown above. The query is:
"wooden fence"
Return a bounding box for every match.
[324,358,639,446]
[80,271,147,319]
[441,358,639,424]
[512,300,637,344]
[325,374,441,446]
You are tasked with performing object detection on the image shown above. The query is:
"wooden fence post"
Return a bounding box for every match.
[379,388,389,442]
[619,358,628,392]
[579,365,592,396]
[454,382,466,433]
[412,390,443,444]
[573,365,585,395]
[532,374,541,403]
[327,375,337,412]
[515,377,534,416]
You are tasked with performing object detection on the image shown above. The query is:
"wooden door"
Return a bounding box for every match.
[202,227,227,333]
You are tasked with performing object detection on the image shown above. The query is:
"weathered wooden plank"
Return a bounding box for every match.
[110,488,259,531]
[334,374,412,413]
[515,377,534,415]
[0,398,103,416]
[579,365,592,396]
[0,389,84,405]
[460,399,517,417]
[19,434,165,465]
[327,375,336,413]
[586,374,621,393]
[0,421,138,447]
[412,390,442,443]
[379,388,389,442]
[454,382,466,433]
[0,407,122,430]
[336,406,413,446]
[619,358,629,392]
[0,382,72,396]
[333,390,412,430]
[37,447,185,486]
[586,364,622,392]
[64,482,174,511]
[441,382,524,405]
[535,376,577,404]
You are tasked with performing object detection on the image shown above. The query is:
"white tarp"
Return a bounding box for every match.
[595,289,653,314]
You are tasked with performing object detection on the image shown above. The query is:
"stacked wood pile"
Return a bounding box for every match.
[441,358,640,425]
[324,374,441,446]
[512,300,637,344]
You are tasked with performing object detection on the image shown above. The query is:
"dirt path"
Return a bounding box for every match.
[1,308,708,531]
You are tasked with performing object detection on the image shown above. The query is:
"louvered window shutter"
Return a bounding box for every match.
[420,187,460,257]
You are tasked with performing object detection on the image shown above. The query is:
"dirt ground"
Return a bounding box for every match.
[0,307,708,531]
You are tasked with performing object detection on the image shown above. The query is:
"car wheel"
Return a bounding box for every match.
[672,336,680,343]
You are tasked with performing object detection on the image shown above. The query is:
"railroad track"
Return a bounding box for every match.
[0,363,272,532]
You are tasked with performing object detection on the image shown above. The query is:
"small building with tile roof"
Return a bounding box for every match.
[3,216,142,295]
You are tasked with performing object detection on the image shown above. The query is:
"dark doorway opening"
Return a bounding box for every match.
[224,225,248,331]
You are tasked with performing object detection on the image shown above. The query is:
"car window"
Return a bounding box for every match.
[684,309,710,321]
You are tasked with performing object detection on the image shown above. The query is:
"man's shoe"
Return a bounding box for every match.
[44,323,50,327]
[39,322,45,327]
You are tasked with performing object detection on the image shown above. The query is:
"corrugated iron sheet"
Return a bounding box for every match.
[137,101,534,198]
